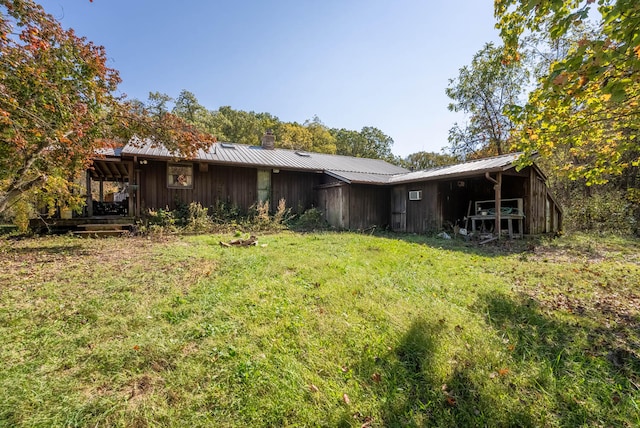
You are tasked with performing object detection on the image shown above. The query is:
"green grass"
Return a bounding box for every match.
[0,232,639,427]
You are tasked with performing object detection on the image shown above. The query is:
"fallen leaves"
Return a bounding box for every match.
[489,368,511,379]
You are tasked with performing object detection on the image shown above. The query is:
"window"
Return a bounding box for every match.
[167,163,193,189]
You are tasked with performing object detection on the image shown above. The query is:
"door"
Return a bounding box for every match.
[257,169,271,204]
[391,186,407,232]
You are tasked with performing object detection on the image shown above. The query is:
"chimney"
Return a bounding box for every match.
[261,130,275,150]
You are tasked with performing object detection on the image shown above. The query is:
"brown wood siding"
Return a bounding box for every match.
[347,185,390,230]
[317,184,348,229]
[391,185,407,232]
[272,170,320,213]
[139,161,256,213]
[405,182,440,233]
[527,168,547,234]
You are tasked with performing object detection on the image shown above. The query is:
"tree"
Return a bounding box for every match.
[403,151,459,171]
[495,0,640,185]
[146,91,173,117]
[215,106,263,145]
[304,116,336,154]
[172,89,223,137]
[445,43,527,158]
[332,126,394,160]
[172,90,205,124]
[0,0,211,215]
[276,122,313,151]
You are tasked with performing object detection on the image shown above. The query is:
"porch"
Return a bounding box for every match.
[29,216,135,235]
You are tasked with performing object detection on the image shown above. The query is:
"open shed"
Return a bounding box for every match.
[387,153,563,236]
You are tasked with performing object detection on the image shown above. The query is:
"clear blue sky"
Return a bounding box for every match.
[38,0,500,157]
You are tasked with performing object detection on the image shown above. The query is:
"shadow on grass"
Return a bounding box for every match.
[371,230,540,258]
[474,292,640,426]
[349,318,536,427]
[347,292,640,427]
[2,243,87,257]
[479,291,640,381]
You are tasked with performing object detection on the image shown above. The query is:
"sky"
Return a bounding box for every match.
[38,0,501,157]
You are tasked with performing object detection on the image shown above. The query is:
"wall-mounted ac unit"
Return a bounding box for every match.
[408,190,422,201]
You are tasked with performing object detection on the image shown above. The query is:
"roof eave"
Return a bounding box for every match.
[324,171,352,184]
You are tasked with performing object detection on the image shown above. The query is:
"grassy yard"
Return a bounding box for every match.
[0,232,639,427]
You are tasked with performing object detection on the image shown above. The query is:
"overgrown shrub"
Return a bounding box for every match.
[249,200,271,229]
[0,197,33,234]
[210,201,240,224]
[143,207,177,235]
[246,199,291,231]
[273,198,292,225]
[185,202,214,232]
[289,207,328,231]
[563,189,637,235]
[140,199,296,235]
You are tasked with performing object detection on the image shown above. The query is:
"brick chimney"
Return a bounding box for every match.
[261,130,275,150]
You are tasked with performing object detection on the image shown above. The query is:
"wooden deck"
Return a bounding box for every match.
[29,216,135,235]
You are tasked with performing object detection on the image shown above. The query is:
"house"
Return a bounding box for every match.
[85,132,562,236]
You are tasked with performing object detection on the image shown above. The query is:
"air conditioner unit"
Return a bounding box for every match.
[408,190,422,201]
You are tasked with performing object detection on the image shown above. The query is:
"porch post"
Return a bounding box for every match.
[135,169,141,217]
[99,180,104,202]
[127,161,134,217]
[495,172,502,239]
[485,171,502,239]
[85,170,93,217]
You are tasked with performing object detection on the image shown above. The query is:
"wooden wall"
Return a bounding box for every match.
[138,161,256,213]
[403,182,440,233]
[527,167,548,234]
[390,182,440,233]
[272,170,320,213]
[317,184,348,229]
[348,185,390,230]
[317,183,390,230]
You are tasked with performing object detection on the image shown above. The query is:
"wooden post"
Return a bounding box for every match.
[135,169,141,218]
[495,172,502,239]
[99,179,104,202]
[484,172,502,239]
[127,161,135,218]
[85,170,93,217]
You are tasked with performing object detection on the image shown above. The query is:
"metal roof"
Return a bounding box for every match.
[94,147,123,158]
[122,139,409,176]
[388,152,523,184]
[325,153,524,185]
[118,139,525,185]
[325,170,400,184]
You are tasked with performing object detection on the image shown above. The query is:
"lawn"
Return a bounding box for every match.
[0,232,638,427]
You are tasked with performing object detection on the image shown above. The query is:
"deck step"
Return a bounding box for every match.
[76,223,134,231]
[73,230,130,238]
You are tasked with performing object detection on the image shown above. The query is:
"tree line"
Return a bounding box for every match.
[136,89,457,171]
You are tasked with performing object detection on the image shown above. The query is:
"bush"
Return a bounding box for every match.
[210,201,240,224]
[289,208,328,231]
[563,189,637,235]
[143,207,177,235]
[246,199,292,232]
[140,199,295,235]
[185,202,214,232]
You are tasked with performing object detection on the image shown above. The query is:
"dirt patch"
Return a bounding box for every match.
[125,374,164,403]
